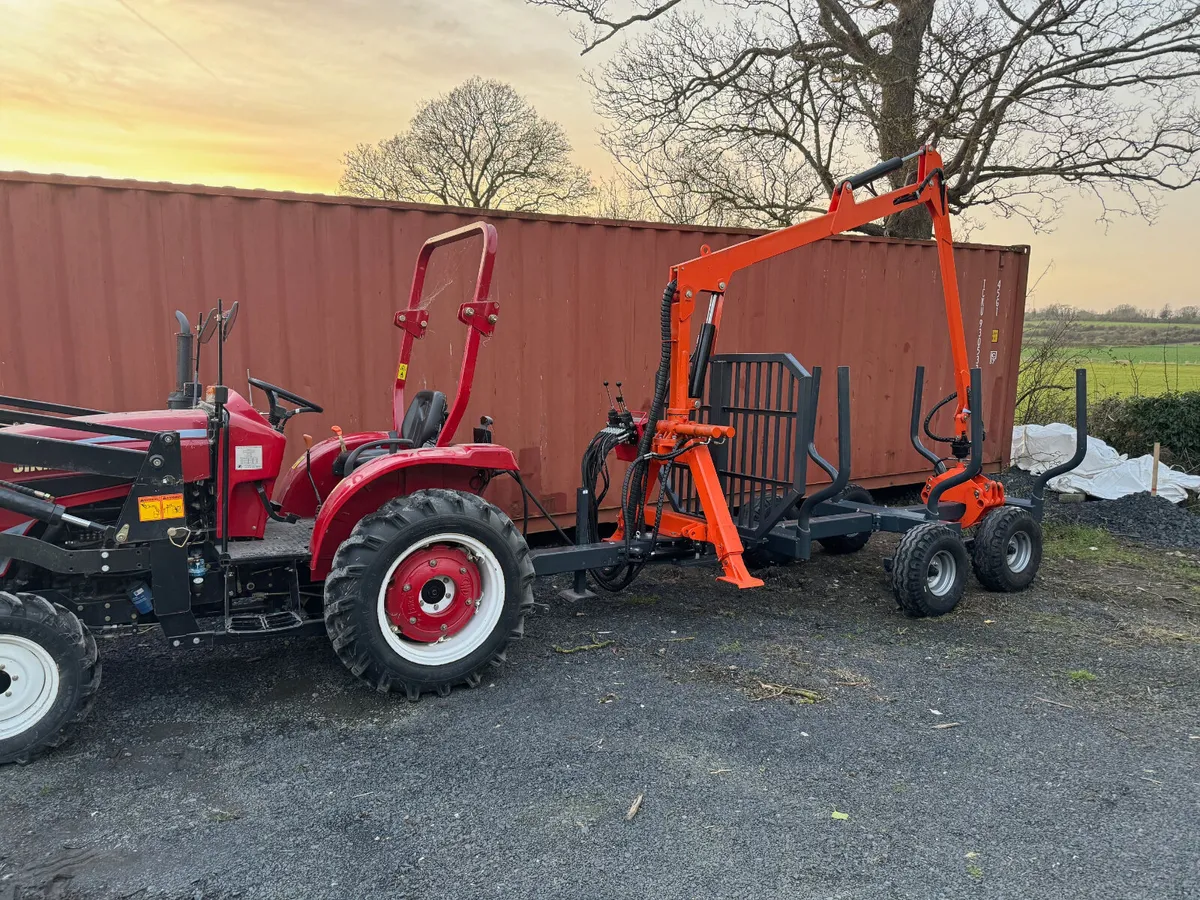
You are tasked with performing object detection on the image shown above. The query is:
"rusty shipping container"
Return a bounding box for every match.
[0,172,1029,525]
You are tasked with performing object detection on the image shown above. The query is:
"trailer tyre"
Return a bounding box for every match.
[324,489,535,699]
[971,507,1042,592]
[891,523,969,618]
[817,484,874,555]
[0,592,100,765]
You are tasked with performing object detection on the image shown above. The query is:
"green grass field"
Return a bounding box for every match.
[1022,343,1200,398]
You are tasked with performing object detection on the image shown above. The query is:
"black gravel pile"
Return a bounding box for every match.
[1000,469,1200,549]
[1048,491,1200,548]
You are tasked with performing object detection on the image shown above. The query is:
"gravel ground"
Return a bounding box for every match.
[2,536,1198,900]
[999,470,1200,549]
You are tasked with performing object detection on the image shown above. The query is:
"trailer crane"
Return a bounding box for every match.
[541,146,1087,615]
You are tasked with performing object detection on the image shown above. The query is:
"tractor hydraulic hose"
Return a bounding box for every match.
[623,279,676,552]
[922,391,959,443]
[580,425,640,591]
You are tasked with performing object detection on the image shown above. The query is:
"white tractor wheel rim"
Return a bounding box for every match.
[377,532,505,666]
[0,634,61,741]
[926,549,957,597]
[1006,531,1033,573]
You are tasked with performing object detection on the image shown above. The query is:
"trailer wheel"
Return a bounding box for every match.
[891,523,969,618]
[816,484,874,555]
[323,489,535,699]
[0,592,100,765]
[971,507,1042,592]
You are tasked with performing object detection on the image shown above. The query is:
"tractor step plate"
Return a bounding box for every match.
[226,610,306,634]
[225,519,315,563]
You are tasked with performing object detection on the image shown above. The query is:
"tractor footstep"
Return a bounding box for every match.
[226,611,306,634]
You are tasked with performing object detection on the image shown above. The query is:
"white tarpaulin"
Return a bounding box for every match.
[1011,423,1200,504]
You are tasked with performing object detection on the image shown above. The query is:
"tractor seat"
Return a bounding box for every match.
[400,389,449,448]
[338,390,449,476]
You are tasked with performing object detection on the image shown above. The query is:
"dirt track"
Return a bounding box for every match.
[2,531,1197,899]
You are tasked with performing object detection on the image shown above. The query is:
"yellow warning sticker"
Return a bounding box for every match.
[991,329,1000,343]
[396,362,409,381]
[138,497,163,522]
[161,494,185,519]
[138,493,185,522]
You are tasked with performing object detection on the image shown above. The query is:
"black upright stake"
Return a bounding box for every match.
[559,487,598,602]
[214,298,230,559]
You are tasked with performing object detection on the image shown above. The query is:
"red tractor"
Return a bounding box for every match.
[0,223,534,764]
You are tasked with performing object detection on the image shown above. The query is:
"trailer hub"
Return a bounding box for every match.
[385,546,481,642]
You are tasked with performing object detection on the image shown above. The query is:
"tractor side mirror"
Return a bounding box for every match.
[198,308,219,344]
[221,301,239,340]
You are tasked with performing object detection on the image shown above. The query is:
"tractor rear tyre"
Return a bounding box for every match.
[323,489,535,699]
[816,484,874,555]
[0,592,100,765]
[971,507,1042,592]
[891,523,969,618]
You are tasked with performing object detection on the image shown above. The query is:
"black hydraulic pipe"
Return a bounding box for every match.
[846,157,903,189]
[805,368,838,482]
[0,484,103,532]
[925,367,984,519]
[798,366,851,533]
[0,484,61,523]
[688,290,721,400]
[909,366,947,473]
[688,321,717,400]
[1030,368,1088,518]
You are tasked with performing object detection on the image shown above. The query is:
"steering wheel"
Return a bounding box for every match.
[247,376,323,431]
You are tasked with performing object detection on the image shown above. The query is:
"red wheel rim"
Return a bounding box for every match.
[383,545,482,642]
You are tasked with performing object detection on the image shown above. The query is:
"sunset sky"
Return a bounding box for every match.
[1,0,1196,312]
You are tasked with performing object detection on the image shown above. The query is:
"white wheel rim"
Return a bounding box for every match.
[926,549,957,597]
[377,532,505,666]
[0,634,61,741]
[1006,531,1033,573]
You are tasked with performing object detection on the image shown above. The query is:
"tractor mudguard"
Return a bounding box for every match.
[308,443,519,579]
[275,431,388,518]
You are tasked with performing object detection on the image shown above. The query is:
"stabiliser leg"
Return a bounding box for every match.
[642,433,763,589]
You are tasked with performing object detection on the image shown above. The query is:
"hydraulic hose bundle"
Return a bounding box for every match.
[580,424,640,591]
[579,279,677,592]
[623,279,677,546]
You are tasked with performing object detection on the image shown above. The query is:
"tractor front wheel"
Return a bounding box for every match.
[0,592,100,765]
[323,489,535,699]
[971,507,1042,592]
[891,523,969,618]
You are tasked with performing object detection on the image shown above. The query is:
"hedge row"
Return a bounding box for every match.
[1090,391,1200,474]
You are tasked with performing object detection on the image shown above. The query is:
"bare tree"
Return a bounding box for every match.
[1017,304,1086,423]
[531,0,1200,236]
[340,77,594,213]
